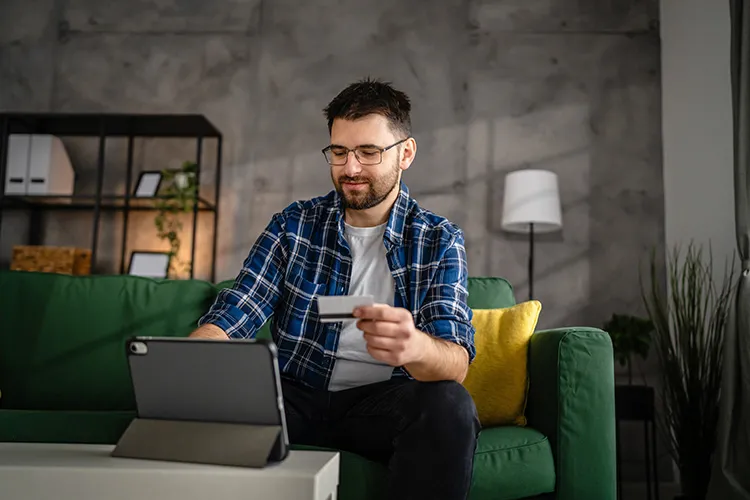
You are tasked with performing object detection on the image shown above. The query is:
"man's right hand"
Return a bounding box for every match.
[188,324,230,340]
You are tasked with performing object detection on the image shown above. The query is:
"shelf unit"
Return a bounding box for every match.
[0,112,222,282]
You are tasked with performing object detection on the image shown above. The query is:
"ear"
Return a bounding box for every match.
[399,137,417,171]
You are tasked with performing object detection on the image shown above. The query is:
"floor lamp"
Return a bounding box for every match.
[501,169,562,301]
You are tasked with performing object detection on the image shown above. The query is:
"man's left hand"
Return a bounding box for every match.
[353,304,429,367]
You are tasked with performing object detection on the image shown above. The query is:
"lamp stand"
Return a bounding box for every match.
[528,222,535,301]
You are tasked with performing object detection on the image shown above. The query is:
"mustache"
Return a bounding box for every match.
[338,176,371,183]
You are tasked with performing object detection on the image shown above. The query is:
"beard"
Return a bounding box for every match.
[333,159,401,210]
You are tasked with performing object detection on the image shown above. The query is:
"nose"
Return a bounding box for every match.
[341,151,363,177]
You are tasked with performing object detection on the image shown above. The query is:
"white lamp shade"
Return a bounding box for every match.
[501,169,562,234]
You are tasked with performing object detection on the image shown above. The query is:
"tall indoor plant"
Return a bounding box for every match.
[641,243,735,500]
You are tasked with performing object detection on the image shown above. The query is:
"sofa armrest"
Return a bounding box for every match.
[526,327,617,500]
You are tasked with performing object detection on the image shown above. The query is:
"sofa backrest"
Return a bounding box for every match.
[466,277,516,309]
[0,271,514,412]
[0,270,217,412]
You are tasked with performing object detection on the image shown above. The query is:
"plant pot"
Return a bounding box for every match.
[174,172,193,189]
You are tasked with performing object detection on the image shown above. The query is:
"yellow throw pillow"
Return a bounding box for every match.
[462,301,542,428]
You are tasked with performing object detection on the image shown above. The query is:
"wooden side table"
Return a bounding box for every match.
[615,384,659,500]
[0,442,339,500]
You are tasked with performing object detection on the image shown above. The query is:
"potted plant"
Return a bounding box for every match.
[604,312,657,434]
[641,242,736,500]
[604,313,653,385]
[153,160,198,278]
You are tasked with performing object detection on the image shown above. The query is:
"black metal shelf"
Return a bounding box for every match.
[1,112,222,138]
[0,112,223,281]
[2,194,217,211]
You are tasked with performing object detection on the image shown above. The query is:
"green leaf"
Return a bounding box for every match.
[603,312,654,367]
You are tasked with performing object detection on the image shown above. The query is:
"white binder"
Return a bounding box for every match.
[4,134,30,195]
[3,134,75,196]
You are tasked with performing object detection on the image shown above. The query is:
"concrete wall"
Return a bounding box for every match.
[0,0,663,335]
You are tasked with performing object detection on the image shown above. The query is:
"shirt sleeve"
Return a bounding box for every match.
[415,229,477,364]
[198,213,288,339]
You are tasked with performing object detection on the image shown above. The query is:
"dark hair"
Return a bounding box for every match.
[323,77,411,138]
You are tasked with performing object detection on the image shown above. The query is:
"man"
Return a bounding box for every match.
[191,78,480,500]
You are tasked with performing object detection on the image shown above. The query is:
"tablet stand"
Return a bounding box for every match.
[111,418,283,468]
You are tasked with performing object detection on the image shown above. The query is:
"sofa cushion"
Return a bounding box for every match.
[462,301,542,427]
[471,426,556,500]
[295,425,555,500]
[0,271,215,411]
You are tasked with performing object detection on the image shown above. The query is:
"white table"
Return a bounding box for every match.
[0,443,339,500]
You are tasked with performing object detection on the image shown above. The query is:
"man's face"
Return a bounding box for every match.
[328,114,403,211]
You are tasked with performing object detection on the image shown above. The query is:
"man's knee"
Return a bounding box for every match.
[414,380,480,436]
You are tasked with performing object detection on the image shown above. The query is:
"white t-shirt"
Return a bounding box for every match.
[327,222,396,391]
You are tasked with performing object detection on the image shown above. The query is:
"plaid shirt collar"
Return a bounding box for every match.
[332,181,410,247]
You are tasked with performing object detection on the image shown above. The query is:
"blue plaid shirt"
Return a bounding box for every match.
[198,182,475,390]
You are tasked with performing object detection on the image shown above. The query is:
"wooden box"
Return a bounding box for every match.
[11,245,92,275]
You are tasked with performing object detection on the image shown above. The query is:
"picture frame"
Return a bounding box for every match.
[133,171,163,198]
[128,251,171,278]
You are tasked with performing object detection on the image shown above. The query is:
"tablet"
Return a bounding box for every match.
[124,336,289,462]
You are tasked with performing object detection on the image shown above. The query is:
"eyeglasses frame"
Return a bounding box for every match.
[321,137,410,166]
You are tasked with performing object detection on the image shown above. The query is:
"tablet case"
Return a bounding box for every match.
[112,337,288,468]
[112,418,283,468]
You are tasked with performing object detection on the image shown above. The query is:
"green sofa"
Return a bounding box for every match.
[0,270,616,500]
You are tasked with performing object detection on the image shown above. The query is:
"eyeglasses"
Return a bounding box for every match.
[321,137,409,166]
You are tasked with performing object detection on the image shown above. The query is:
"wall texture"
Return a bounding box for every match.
[0,0,662,334]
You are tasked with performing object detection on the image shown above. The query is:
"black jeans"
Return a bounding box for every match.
[281,376,481,500]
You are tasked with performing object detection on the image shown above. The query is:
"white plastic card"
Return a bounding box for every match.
[316,295,374,323]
